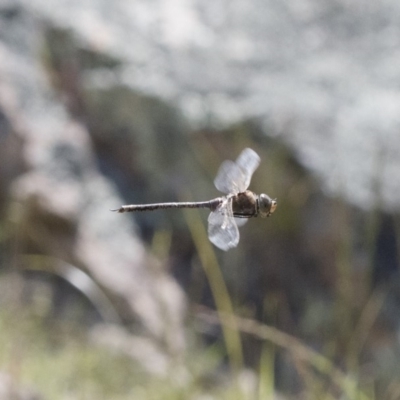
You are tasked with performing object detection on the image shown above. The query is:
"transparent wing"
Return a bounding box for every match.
[208,199,239,251]
[235,148,260,191]
[214,148,260,194]
[234,217,248,227]
[214,160,244,194]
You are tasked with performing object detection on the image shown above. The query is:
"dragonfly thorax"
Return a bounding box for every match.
[258,194,277,218]
[231,190,258,217]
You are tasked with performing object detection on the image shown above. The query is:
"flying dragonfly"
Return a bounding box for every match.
[111,148,277,251]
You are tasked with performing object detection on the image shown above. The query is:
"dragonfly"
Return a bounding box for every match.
[111,148,277,251]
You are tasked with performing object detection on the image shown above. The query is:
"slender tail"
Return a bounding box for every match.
[111,198,222,213]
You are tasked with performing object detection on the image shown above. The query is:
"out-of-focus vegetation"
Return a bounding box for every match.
[2,103,400,398]
[0,310,143,399]
[0,264,394,399]
[1,179,399,399]
[0,305,231,400]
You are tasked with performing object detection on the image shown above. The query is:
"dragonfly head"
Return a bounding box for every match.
[258,194,277,218]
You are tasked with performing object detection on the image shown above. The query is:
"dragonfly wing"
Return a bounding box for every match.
[214,148,260,194]
[214,160,243,194]
[236,148,260,191]
[234,217,248,227]
[208,200,239,251]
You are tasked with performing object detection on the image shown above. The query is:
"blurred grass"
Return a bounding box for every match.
[0,309,147,400]
[183,202,373,400]
[180,138,390,399]
[183,202,245,399]
[0,305,245,400]
[0,295,378,400]
[257,341,275,400]
[0,132,398,399]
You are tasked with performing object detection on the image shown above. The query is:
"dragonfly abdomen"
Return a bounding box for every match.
[112,198,223,213]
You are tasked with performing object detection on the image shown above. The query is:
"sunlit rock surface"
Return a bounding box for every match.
[9,0,400,211]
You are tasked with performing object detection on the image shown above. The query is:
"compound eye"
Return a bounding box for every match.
[259,194,276,217]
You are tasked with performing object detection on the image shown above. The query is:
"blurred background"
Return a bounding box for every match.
[0,0,400,399]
